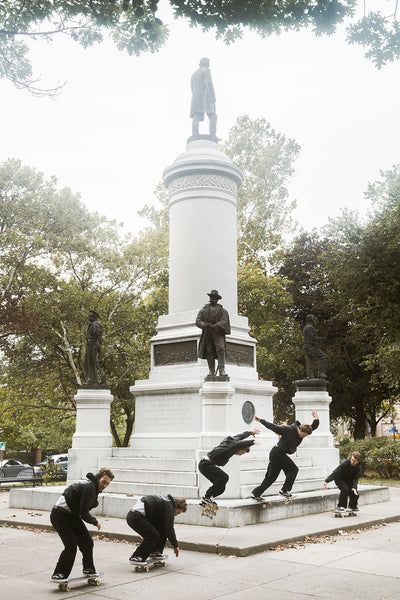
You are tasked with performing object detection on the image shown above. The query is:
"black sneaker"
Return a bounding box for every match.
[199,496,211,507]
[252,494,264,502]
[149,552,165,559]
[129,556,144,564]
[51,574,67,582]
[208,497,218,506]
[279,490,293,499]
[83,568,98,576]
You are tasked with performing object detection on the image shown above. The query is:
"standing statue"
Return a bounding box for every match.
[303,314,328,379]
[190,57,217,138]
[196,290,230,377]
[84,309,103,385]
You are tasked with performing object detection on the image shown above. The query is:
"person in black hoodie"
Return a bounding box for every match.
[199,428,260,506]
[50,468,114,582]
[324,452,362,512]
[251,412,319,500]
[127,495,187,564]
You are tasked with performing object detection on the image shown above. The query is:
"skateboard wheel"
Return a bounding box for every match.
[135,567,139,572]
[145,566,150,572]
[95,580,101,586]
[162,562,166,567]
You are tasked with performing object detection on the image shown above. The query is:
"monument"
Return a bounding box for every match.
[68,310,113,481]
[128,59,280,500]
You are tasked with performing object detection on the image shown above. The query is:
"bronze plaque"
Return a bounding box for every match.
[242,401,255,424]
[154,340,198,366]
[226,342,254,367]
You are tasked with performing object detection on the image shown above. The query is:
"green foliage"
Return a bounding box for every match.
[223,116,299,268]
[0,158,169,448]
[0,1,168,95]
[238,264,302,421]
[340,436,400,478]
[1,2,399,95]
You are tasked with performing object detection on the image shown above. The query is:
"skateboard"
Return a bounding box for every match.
[200,501,218,519]
[334,509,358,518]
[132,555,169,572]
[252,494,297,507]
[50,571,105,592]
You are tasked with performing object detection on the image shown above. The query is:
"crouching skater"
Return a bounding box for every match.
[50,468,114,583]
[252,412,319,500]
[324,451,362,512]
[199,429,260,507]
[127,495,187,564]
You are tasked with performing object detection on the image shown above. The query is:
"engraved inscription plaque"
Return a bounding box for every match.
[226,342,254,367]
[242,401,255,424]
[154,340,198,366]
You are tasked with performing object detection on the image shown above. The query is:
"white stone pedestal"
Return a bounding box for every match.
[292,382,339,472]
[68,387,113,481]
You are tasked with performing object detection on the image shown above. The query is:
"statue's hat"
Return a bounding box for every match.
[207,290,222,300]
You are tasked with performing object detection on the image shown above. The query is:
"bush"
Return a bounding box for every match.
[339,437,397,476]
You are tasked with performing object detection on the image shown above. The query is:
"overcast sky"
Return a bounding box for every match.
[1,1,399,238]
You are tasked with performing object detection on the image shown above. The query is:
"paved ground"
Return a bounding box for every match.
[1,488,400,599]
[2,516,400,599]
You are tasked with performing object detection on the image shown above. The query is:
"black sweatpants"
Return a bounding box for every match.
[126,510,166,561]
[50,507,95,577]
[252,445,299,497]
[335,478,359,509]
[198,458,229,498]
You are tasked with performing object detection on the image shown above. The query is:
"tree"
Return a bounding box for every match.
[223,116,299,269]
[279,224,393,438]
[1,1,399,95]
[324,166,400,401]
[238,264,303,422]
[0,158,169,449]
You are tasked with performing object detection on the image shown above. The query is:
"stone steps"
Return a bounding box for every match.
[240,466,327,485]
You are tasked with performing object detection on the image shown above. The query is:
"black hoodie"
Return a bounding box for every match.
[207,431,255,466]
[259,419,319,455]
[63,472,99,526]
[141,494,179,548]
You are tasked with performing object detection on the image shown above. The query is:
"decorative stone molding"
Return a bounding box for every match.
[167,173,237,194]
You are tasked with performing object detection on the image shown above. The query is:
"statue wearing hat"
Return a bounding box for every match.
[196,290,231,377]
[84,309,103,385]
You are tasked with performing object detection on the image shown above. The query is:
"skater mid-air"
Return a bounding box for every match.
[251,412,319,500]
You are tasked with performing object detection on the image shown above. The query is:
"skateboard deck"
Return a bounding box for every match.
[50,570,105,592]
[132,555,169,572]
[253,494,297,507]
[334,509,358,518]
[200,501,218,519]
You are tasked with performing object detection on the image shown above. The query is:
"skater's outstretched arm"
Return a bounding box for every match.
[254,416,290,436]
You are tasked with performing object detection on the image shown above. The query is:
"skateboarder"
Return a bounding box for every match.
[324,451,362,512]
[50,468,114,582]
[199,429,260,506]
[127,495,187,564]
[251,412,319,500]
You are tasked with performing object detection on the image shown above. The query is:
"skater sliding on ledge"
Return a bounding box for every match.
[127,495,187,565]
[324,452,362,513]
[50,468,114,584]
[199,429,260,508]
[251,412,319,501]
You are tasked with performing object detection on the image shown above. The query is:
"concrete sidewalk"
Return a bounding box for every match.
[1,487,400,556]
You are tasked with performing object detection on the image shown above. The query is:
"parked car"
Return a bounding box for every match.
[33,454,68,474]
[0,458,34,479]
[34,454,68,480]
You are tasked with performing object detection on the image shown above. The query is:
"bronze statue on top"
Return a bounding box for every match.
[84,309,103,385]
[196,290,230,377]
[303,314,328,379]
[190,57,217,139]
